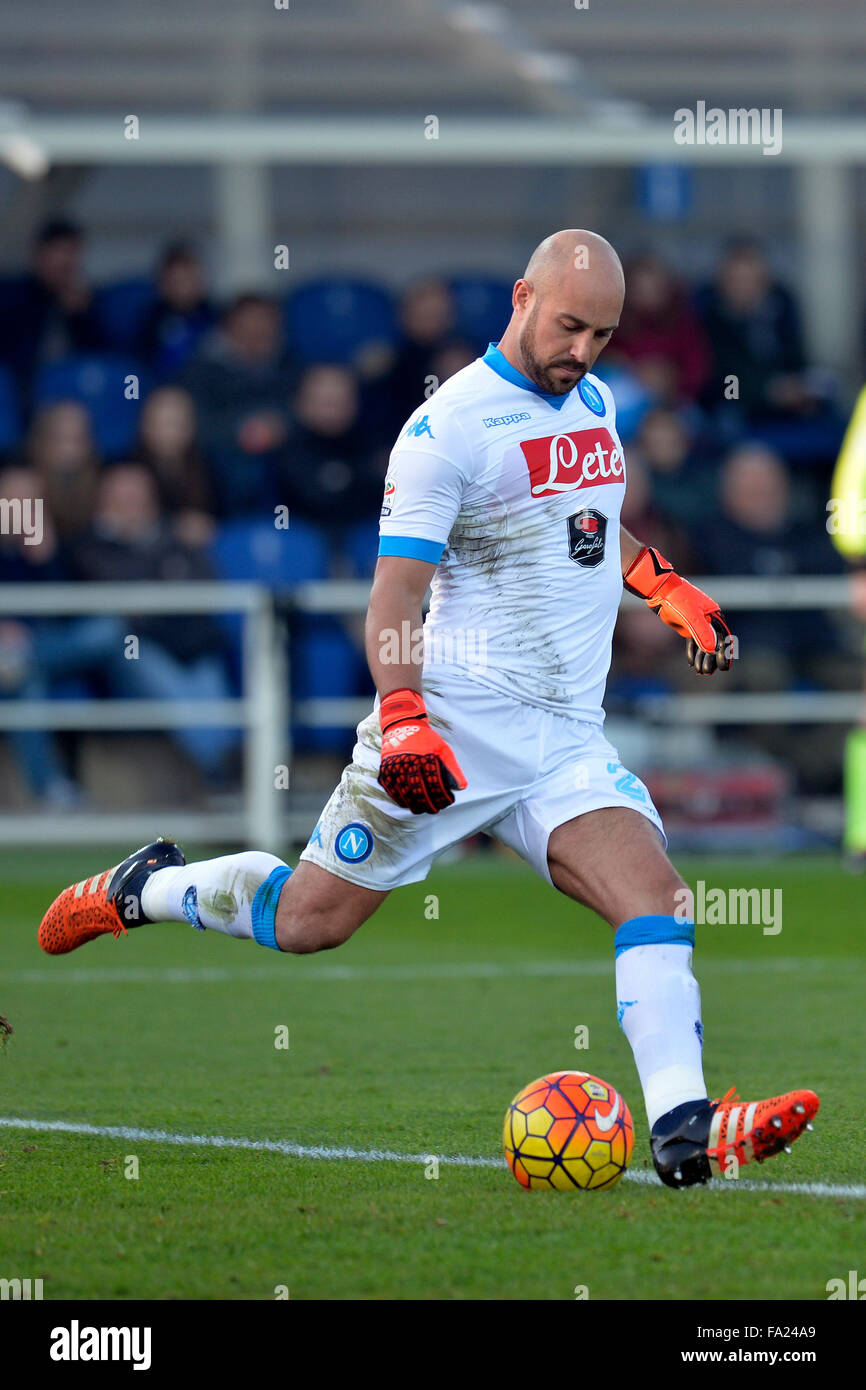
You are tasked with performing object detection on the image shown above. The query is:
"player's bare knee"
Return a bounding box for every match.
[642,862,692,921]
[274,899,357,954]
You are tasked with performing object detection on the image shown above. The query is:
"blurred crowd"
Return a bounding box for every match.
[0,219,852,805]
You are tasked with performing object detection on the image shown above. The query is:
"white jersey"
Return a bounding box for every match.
[378,343,627,721]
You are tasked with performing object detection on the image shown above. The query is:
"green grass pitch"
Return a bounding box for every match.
[0,848,862,1300]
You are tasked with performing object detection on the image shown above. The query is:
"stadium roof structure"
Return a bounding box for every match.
[1,0,864,124]
[0,0,861,376]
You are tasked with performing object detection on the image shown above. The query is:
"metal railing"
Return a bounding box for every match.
[0,574,860,847]
[0,582,287,850]
[291,573,864,727]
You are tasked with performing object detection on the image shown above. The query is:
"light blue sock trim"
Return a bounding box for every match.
[251,865,293,951]
[614,913,695,958]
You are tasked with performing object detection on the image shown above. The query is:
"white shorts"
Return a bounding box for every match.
[299,669,665,892]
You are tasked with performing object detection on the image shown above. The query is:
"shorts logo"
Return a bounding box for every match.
[567,508,607,567]
[606,760,647,803]
[520,427,624,497]
[578,378,606,416]
[335,822,374,864]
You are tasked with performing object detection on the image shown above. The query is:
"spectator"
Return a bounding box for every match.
[427,339,477,391]
[183,293,294,516]
[27,400,100,545]
[633,407,718,535]
[70,464,238,781]
[0,219,103,396]
[0,464,65,584]
[373,277,461,436]
[697,238,815,423]
[135,385,215,546]
[700,443,841,680]
[0,464,91,805]
[621,453,694,574]
[614,253,711,404]
[136,242,215,379]
[280,364,385,531]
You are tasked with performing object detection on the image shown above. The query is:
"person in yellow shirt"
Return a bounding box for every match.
[829,384,866,862]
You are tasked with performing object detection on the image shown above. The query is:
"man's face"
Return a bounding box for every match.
[34,235,81,291]
[228,303,280,363]
[515,269,623,395]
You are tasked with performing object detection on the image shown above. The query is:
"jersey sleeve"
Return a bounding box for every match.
[377,402,473,565]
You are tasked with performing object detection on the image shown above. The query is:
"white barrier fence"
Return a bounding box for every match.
[0,575,860,848]
[0,582,287,850]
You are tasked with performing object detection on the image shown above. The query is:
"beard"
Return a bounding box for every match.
[517,302,587,395]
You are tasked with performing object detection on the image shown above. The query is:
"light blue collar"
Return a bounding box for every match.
[482,341,571,410]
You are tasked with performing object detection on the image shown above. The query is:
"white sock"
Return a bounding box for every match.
[615,941,707,1128]
[140,852,288,940]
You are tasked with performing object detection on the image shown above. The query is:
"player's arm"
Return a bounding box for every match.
[619,525,734,676]
[365,558,467,815]
[366,554,433,699]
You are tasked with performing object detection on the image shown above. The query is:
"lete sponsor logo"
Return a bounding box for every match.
[520,427,625,497]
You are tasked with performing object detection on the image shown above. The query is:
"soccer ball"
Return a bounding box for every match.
[504,1070,633,1191]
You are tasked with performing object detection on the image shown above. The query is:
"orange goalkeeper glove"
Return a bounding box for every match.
[378,688,468,814]
[623,545,733,675]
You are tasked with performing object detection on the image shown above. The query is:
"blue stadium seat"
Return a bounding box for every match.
[94,278,155,353]
[293,617,368,754]
[34,354,147,458]
[210,516,330,587]
[449,275,514,349]
[210,517,362,751]
[0,362,21,453]
[343,517,380,577]
[286,278,397,366]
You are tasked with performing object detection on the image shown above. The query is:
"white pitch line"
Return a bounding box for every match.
[0,957,841,986]
[0,1116,862,1200]
[0,1116,499,1168]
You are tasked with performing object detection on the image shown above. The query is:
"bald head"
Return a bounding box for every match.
[498,228,625,395]
[523,228,624,299]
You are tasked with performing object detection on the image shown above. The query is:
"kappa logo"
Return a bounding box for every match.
[335,822,374,864]
[482,411,531,428]
[405,414,435,439]
[520,427,625,498]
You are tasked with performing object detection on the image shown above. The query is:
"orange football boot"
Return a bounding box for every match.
[38,839,185,956]
[705,1086,820,1176]
[651,1085,819,1187]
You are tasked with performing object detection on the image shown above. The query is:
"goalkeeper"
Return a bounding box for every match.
[39,229,819,1188]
